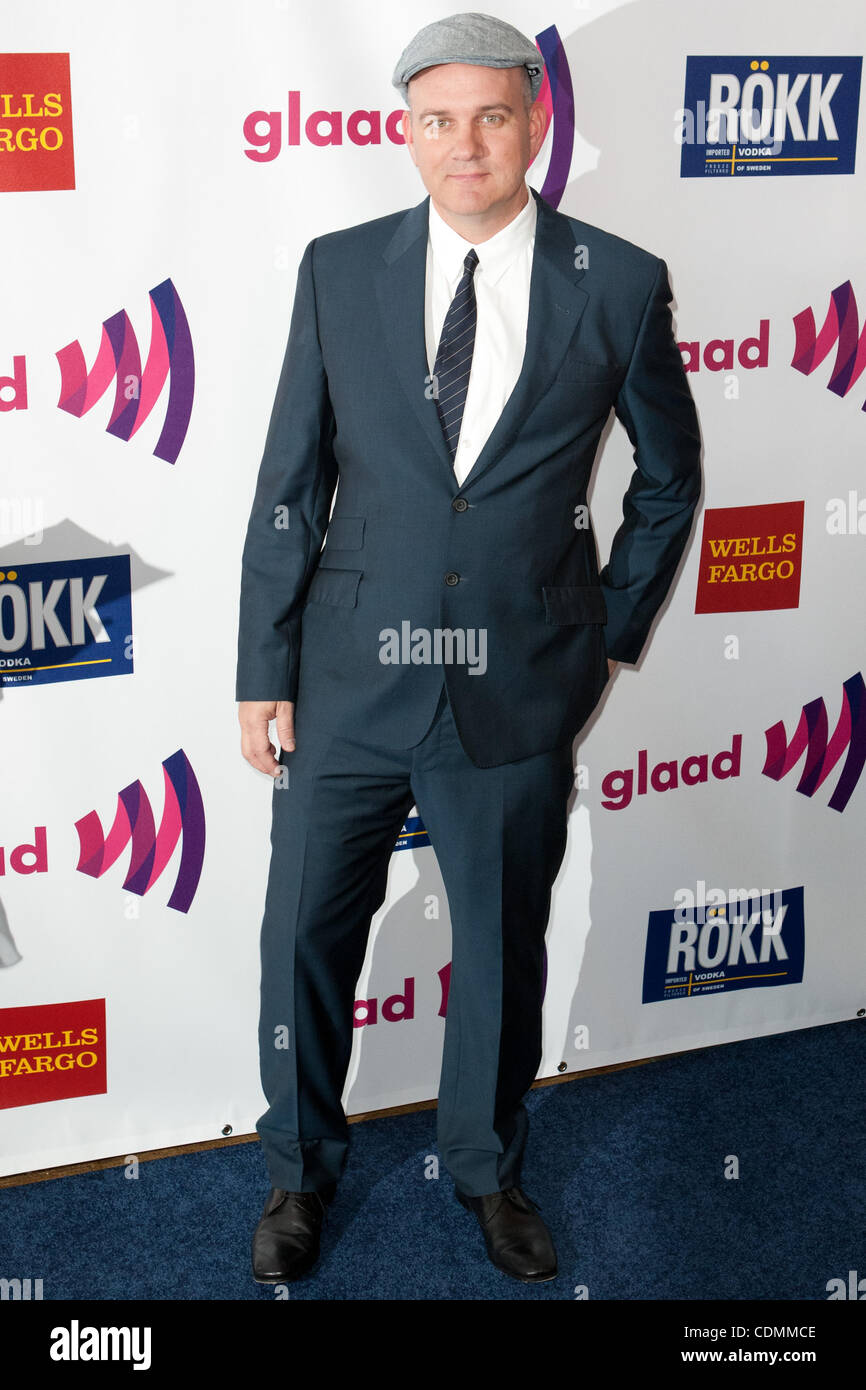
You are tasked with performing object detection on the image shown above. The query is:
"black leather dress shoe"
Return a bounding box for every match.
[251,1185,335,1284]
[456,1185,558,1282]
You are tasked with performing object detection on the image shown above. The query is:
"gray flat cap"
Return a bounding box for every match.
[392,11,545,106]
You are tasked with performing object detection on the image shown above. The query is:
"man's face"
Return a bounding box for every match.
[401,63,547,223]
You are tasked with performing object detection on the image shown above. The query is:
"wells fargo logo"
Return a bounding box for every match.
[763,672,866,813]
[695,501,804,614]
[0,53,74,191]
[0,999,105,1109]
[75,749,206,912]
[792,280,866,416]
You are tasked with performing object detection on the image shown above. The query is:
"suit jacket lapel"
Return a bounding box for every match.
[461,187,590,490]
[375,197,455,488]
[375,185,590,493]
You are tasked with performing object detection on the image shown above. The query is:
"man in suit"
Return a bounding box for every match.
[236,12,701,1286]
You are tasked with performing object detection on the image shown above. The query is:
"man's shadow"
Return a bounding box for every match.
[526,0,714,1210]
[341,823,449,1117]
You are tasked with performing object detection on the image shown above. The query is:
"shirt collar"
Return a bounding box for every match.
[427,185,537,289]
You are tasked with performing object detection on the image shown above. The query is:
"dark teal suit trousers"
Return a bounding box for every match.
[256,676,575,1197]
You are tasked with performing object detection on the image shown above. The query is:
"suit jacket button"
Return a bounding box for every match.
[444,572,460,586]
[452,497,468,512]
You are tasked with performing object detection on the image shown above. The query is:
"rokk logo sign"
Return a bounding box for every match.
[642,887,804,1002]
[763,672,866,813]
[393,814,430,851]
[0,999,106,1109]
[679,55,862,178]
[0,53,75,191]
[0,554,132,687]
[694,502,804,614]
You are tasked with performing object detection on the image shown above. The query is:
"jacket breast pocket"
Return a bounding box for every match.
[542,584,607,625]
[305,567,362,609]
[555,356,623,385]
[323,515,365,551]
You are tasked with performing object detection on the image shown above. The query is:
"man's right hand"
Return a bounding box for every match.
[238,700,296,777]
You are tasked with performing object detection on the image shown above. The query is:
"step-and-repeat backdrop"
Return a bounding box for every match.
[1,0,864,1177]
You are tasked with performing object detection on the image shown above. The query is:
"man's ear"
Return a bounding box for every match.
[529,101,549,159]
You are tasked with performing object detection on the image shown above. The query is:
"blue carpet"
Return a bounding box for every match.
[2,1018,863,1300]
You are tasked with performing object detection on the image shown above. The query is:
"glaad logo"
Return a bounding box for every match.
[75,749,206,912]
[0,555,132,688]
[56,279,194,463]
[679,55,862,178]
[642,886,804,1002]
[242,26,575,212]
[762,672,866,813]
[243,92,407,157]
[792,280,866,415]
[354,978,413,1027]
[679,318,769,373]
[600,737,742,810]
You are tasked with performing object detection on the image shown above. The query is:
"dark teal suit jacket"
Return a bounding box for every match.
[236,185,701,767]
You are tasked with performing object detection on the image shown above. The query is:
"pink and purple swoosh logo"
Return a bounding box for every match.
[530,25,575,210]
[56,278,195,463]
[792,280,866,414]
[75,748,205,912]
[763,672,866,812]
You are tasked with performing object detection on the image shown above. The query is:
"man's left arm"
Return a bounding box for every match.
[599,257,702,667]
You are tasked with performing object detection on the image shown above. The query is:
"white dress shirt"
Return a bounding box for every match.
[424,187,537,486]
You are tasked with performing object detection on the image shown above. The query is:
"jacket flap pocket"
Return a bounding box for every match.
[324,515,365,551]
[306,567,362,608]
[543,584,607,624]
[556,357,622,384]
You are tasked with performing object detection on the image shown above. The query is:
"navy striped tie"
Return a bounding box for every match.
[433,248,479,463]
